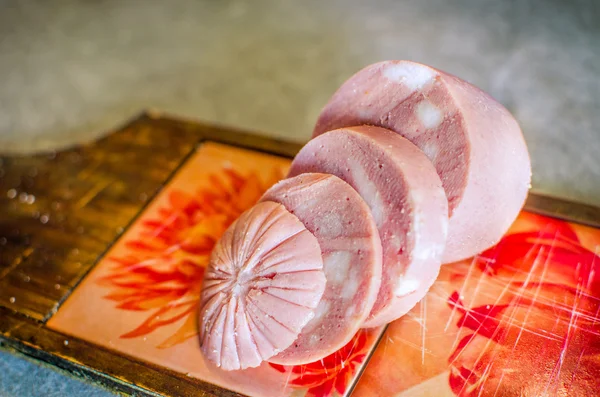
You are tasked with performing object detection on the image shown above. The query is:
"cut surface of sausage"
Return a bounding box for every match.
[289,126,448,327]
[261,173,382,364]
[313,60,531,263]
[199,201,326,371]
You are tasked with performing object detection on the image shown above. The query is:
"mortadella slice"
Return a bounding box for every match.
[261,173,382,364]
[289,126,448,327]
[199,201,326,371]
[313,60,531,263]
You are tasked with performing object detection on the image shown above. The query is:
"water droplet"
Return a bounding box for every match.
[51,201,61,211]
[32,211,40,219]
[71,248,79,255]
[143,337,147,342]
[69,153,82,163]
[18,192,28,202]
[26,195,35,205]
[185,372,191,377]
[486,305,490,309]
[23,275,30,282]
[116,226,124,234]
[54,283,61,290]
[40,214,50,224]
[64,340,69,346]
[0,237,6,245]
[9,297,16,303]
[139,193,148,201]
[6,189,17,199]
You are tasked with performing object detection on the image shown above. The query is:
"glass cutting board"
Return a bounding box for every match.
[1,113,599,396]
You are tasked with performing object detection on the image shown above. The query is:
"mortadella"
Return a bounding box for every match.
[261,173,382,364]
[289,126,448,327]
[313,60,531,263]
[199,201,326,370]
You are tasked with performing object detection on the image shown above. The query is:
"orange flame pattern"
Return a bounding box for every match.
[270,330,369,397]
[97,167,284,348]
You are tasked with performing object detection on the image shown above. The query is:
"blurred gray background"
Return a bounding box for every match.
[0,0,598,395]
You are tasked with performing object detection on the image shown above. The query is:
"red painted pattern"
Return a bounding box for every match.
[97,167,283,348]
[270,330,369,397]
[447,213,600,396]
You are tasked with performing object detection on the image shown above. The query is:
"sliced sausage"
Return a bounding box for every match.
[199,201,326,371]
[261,173,382,364]
[289,126,448,327]
[313,60,531,263]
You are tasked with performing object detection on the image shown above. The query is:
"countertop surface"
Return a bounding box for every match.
[0,0,598,395]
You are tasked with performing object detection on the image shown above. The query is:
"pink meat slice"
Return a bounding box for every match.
[289,126,448,327]
[261,173,382,364]
[313,60,531,263]
[199,201,326,371]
